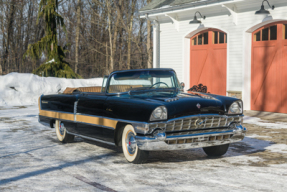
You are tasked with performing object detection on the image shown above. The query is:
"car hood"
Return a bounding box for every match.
[106,91,240,122]
[131,92,237,119]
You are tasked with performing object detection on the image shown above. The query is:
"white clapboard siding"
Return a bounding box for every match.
[154,0,287,93]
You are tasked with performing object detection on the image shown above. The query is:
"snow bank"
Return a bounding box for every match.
[0,73,103,106]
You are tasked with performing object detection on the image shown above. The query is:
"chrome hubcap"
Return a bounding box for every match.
[126,132,137,155]
[59,122,65,135]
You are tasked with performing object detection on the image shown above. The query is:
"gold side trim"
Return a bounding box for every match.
[77,115,118,129]
[39,109,118,129]
[38,97,41,111]
[39,110,74,121]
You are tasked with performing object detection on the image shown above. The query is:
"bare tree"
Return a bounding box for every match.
[126,0,136,69]
[0,0,152,78]
[75,0,81,74]
[4,0,16,74]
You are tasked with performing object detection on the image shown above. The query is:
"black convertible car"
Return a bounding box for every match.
[38,68,246,163]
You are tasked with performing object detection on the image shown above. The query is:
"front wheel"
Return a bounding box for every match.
[55,120,74,143]
[121,125,149,164]
[203,144,229,157]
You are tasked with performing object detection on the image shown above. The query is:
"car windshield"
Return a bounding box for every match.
[107,70,179,94]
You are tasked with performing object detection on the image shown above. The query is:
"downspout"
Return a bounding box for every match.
[145,14,160,68]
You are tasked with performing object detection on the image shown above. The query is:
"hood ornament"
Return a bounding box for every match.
[196,103,201,109]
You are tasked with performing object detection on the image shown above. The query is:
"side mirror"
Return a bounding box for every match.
[180,82,185,90]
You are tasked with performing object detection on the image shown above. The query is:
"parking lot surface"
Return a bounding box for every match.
[0,106,287,191]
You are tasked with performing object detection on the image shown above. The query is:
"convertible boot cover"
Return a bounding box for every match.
[63,86,102,94]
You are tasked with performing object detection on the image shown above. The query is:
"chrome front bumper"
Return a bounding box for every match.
[135,125,247,151]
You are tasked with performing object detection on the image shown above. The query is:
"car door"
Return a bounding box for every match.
[76,93,114,142]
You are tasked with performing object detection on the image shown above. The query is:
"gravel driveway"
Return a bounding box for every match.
[0,106,287,191]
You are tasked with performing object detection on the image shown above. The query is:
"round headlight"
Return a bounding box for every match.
[228,101,243,114]
[150,106,168,121]
[153,107,163,118]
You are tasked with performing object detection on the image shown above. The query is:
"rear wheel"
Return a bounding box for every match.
[203,144,229,157]
[121,125,149,164]
[55,120,74,143]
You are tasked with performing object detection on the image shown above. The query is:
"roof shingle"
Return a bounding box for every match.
[140,0,207,11]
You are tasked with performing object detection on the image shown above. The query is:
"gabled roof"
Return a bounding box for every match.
[140,0,203,11]
[140,0,232,15]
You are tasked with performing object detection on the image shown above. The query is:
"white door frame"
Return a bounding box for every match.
[242,18,287,110]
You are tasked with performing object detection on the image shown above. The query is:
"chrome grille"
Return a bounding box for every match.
[165,134,233,145]
[149,115,243,132]
[167,128,229,136]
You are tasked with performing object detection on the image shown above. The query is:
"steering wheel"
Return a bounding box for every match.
[150,82,169,88]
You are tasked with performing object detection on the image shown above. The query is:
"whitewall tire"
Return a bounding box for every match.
[55,120,74,143]
[121,124,149,164]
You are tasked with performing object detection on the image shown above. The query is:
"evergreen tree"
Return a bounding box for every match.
[24,0,81,78]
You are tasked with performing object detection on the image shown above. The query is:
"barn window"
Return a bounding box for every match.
[192,37,197,45]
[198,34,203,45]
[192,32,209,46]
[219,32,225,44]
[203,32,208,44]
[254,25,279,41]
[214,31,218,44]
[262,28,269,41]
[255,31,261,41]
[213,31,226,44]
[270,25,277,40]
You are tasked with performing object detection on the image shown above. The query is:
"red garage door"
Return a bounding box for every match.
[190,29,227,95]
[251,22,287,113]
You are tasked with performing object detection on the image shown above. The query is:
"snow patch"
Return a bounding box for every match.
[248,134,272,139]
[244,116,287,129]
[0,73,102,106]
[266,144,287,154]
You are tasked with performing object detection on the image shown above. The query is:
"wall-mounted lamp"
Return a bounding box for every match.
[189,11,206,24]
[255,0,275,15]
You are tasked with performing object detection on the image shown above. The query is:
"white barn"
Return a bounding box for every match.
[140,0,287,113]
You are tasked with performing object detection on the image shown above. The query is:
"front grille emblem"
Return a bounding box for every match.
[195,118,205,128]
[196,103,201,109]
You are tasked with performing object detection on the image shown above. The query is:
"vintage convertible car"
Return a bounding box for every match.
[38,68,247,163]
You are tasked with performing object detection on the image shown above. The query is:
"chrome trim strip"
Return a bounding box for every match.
[136,137,244,151]
[165,130,234,140]
[74,101,78,121]
[66,131,115,146]
[40,109,74,115]
[135,130,234,142]
[211,117,214,127]
[75,113,143,125]
[166,114,243,123]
